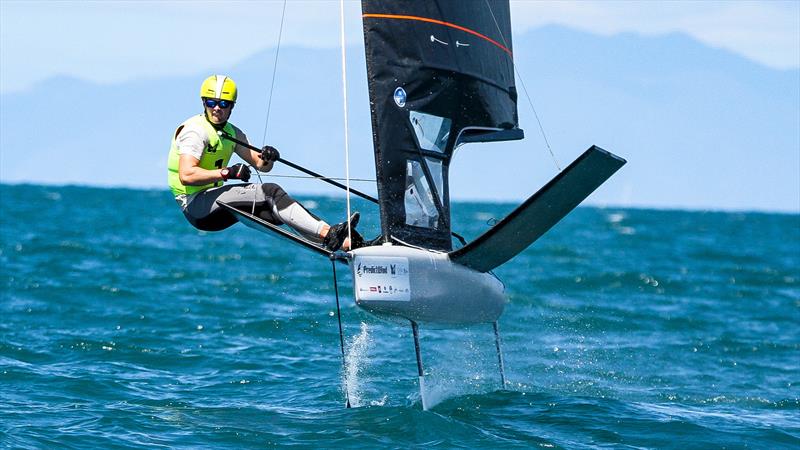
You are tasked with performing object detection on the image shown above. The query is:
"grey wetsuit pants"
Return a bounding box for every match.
[179,184,323,240]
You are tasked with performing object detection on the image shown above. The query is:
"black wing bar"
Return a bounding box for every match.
[448,145,626,272]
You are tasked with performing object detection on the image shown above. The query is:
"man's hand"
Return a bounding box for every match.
[260,145,281,162]
[221,163,251,182]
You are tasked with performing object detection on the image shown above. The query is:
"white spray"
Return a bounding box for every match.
[342,322,371,407]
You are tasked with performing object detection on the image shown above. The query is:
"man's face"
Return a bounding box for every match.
[203,98,234,124]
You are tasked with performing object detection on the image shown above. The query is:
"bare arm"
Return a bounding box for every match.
[175,125,226,185]
[178,154,224,185]
[235,146,273,172]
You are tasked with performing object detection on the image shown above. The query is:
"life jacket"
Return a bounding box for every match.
[167,114,237,196]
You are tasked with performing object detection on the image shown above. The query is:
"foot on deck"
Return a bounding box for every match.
[323,212,360,251]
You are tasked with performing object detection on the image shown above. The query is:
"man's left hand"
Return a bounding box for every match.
[223,163,251,182]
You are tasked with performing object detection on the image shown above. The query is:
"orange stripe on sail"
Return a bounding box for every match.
[362,13,512,57]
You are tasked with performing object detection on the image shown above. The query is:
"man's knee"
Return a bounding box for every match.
[260,183,294,209]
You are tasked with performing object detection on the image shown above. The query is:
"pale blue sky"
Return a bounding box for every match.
[1,1,798,93]
[1,1,798,212]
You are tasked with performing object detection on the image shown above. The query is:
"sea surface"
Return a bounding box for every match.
[1,184,798,449]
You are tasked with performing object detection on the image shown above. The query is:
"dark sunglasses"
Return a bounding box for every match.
[204,98,233,109]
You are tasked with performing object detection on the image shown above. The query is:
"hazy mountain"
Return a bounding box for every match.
[1,25,797,212]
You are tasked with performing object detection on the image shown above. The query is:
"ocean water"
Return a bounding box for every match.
[1,183,798,449]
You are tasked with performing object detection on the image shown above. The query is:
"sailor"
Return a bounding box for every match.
[167,74,361,251]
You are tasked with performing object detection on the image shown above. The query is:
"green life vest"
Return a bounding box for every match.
[167,115,237,197]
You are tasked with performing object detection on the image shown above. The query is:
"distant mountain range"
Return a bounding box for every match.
[1,25,797,212]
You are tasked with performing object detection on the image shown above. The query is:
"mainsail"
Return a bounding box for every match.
[362,0,523,250]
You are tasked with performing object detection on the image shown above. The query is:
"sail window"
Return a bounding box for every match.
[404,160,440,229]
[409,111,451,153]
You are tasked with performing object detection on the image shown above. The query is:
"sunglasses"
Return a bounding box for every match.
[203,99,233,109]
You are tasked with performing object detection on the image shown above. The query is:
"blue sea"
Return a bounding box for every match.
[1,183,798,449]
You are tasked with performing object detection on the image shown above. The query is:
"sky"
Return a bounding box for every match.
[1,1,799,94]
[0,1,798,213]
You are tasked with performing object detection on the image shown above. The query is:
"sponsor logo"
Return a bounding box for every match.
[362,264,388,274]
[366,284,411,294]
[362,285,410,295]
[356,262,396,277]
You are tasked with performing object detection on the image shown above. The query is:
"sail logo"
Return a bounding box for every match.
[393,87,406,107]
[430,35,448,46]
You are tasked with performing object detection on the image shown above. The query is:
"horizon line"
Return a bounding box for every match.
[1,181,797,216]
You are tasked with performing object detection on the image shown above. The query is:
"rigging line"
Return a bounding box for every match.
[251,164,265,215]
[483,0,562,172]
[260,0,288,147]
[339,0,353,245]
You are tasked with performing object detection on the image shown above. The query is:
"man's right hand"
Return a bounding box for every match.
[260,145,280,162]
[221,163,251,182]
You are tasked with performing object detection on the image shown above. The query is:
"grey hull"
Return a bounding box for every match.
[350,245,505,324]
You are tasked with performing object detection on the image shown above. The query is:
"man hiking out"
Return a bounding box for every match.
[167,74,361,251]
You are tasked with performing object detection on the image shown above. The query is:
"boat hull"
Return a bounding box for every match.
[349,245,505,324]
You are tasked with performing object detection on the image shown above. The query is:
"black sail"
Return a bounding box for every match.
[362,0,522,250]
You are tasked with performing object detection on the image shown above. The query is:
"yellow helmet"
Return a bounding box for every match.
[199,75,237,102]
